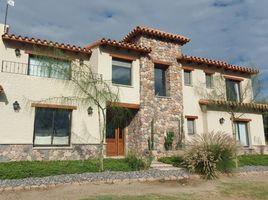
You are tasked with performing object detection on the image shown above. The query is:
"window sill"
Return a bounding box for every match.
[112,83,134,88]
[33,146,72,150]
[156,95,171,99]
[184,84,193,87]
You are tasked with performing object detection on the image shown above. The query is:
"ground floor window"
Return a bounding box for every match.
[33,107,72,146]
[235,122,249,147]
[187,119,196,135]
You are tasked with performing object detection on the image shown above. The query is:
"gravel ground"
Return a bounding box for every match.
[0,166,267,189]
[0,169,188,189]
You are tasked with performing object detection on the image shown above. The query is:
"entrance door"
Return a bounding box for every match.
[106,123,125,156]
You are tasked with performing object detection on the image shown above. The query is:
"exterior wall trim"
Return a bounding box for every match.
[31,103,78,110]
[203,69,215,75]
[153,60,173,66]
[233,118,252,122]
[223,75,244,82]
[182,66,195,71]
[185,115,198,119]
[110,53,138,61]
[109,102,140,109]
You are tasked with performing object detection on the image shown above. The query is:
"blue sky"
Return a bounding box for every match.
[0,0,267,97]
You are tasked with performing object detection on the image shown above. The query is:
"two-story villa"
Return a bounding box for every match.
[0,24,267,161]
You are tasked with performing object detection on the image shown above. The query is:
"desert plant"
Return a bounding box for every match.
[164,132,174,151]
[183,132,237,179]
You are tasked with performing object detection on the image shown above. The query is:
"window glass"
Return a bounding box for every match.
[226,79,241,102]
[187,119,195,135]
[206,74,213,88]
[28,56,70,80]
[34,108,71,146]
[184,70,191,85]
[112,59,132,85]
[154,65,167,96]
[235,122,249,146]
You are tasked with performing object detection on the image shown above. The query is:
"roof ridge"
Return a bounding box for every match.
[2,33,91,54]
[122,26,190,45]
[178,54,259,74]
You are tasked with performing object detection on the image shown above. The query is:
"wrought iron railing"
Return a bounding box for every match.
[1,60,103,81]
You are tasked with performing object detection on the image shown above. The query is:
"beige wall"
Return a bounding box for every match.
[182,63,266,145]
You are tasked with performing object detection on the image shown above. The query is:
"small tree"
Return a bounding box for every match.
[29,47,130,171]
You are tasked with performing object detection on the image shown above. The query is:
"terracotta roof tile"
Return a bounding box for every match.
[178,55,259,75]
[122,26,190,45]
[86,38,151,53]
[199,99,268,112]
[2,33,91,55]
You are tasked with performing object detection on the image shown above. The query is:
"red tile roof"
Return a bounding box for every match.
[2,33,91,55]
[178,55,259,75]
[86,38,151,53]
[0,85,4,94]
[122,26,190,45]
[199,99,268,112]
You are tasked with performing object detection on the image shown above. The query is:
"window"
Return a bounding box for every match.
[28,55,71,80]
[226,79,241,102]
[187,119,196,135]
[112,58,132,85]
[205,73,213,88]
[154,65,167,96]
[184,70,192,86]
[33,108,72,146]
[235,122,249,147]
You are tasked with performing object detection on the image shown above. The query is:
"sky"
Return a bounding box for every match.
[0,0,267,97]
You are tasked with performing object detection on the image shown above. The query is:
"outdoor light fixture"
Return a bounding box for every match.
[13,101,21,112]
[87,106,93,115]
[219,117,225,125]
[15,48,21,57]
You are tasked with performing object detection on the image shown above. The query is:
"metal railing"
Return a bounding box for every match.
[1,60,103,81]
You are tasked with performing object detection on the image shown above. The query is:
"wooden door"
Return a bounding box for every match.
[106,124,125,156]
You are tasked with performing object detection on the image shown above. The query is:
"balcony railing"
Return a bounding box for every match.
[1,60,103,81]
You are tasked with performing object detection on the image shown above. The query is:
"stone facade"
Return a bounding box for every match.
[0,144,99,162]
[127,35,183,155]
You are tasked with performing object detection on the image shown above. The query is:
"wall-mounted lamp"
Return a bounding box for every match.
[219,117,225,125]
[15,48,21,57]
[87,106,93,115]
[79,58,84,66]
[13,101,21,112]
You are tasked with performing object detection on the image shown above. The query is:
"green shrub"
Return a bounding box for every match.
[158,156,184,167]
[183,132,237,179]
[125,152,147,171]
[164,132,174,151]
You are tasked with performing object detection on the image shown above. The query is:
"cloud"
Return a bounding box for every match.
[0,0,267,95]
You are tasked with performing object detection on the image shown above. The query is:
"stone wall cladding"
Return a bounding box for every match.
[128,36,183,155]
[0,144,99,162]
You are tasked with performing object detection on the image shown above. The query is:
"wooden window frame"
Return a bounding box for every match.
[184,69,192,86]
[112,57,133,86]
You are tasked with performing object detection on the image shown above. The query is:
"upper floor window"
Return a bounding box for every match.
[112,58,132,86]
[205,73,213,88]
[33,108,72,146]
[184,70,192,86]
[28,55,71,80]
[154,64,167,96]
[226,79,241,102]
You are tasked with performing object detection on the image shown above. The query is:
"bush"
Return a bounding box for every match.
[125,152,148,171]
[158,156,184,167]
[183,132,237,179]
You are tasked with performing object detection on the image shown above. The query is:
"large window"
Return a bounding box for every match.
[154,65,167,96]
[33,108,72,146]
[112,58,132,86]
[235,122,249,147]
[184,70,192,86]
[28,56,71,80]
[226,79,241,102]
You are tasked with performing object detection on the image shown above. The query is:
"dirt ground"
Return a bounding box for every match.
[1,173,268,200]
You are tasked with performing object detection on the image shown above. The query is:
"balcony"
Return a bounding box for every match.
[1,60,102,81]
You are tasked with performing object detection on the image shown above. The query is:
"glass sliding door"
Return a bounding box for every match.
[235,122,249,147]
